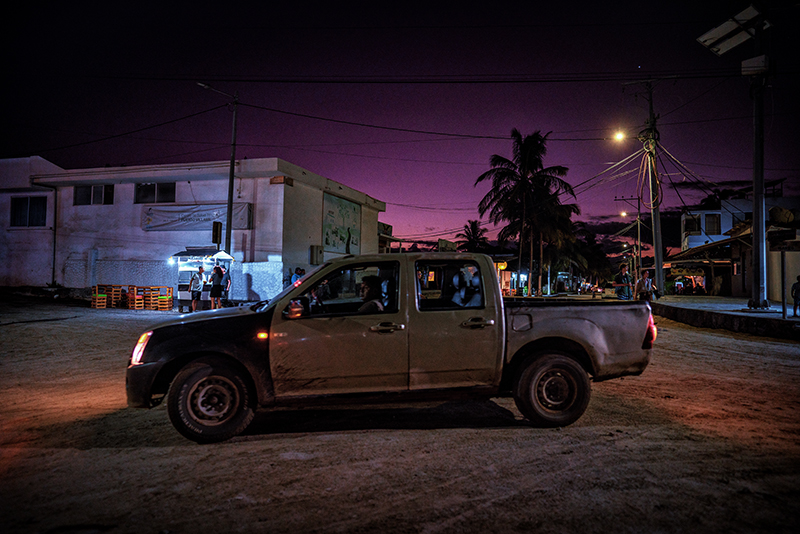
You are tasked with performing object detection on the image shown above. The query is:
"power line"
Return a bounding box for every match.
[89,67,752,85]
[30,105,228,155]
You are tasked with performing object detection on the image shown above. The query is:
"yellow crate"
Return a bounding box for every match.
[127,295,144,310]
[91,294,107,309]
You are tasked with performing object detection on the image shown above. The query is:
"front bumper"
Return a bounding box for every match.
[126,361,165,408]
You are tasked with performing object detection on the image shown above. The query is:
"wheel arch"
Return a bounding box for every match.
[151,351,267,407]
[500,337,594,392]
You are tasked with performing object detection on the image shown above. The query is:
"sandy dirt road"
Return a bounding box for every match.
[1,295,798,534]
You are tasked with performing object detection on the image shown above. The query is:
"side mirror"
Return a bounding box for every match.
[283,297,308,319]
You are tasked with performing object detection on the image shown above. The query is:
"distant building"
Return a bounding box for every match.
[668,183,799,300]
[0,157,386,302]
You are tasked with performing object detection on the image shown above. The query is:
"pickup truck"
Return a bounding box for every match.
[127,253,655,443]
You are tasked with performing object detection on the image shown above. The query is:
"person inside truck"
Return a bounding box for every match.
[451,264,482,307]
[358,275,385,314]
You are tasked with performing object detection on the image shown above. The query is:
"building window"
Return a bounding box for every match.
[705,214,721,235]
[74,185,114,206]
[683,215,701,237]
[135,182,176,204]
[11,196,47,227]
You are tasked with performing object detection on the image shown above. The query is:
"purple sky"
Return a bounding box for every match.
[4,1,798,244]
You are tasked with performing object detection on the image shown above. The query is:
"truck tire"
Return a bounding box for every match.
[167,357,255,444]
[513,353,591,427]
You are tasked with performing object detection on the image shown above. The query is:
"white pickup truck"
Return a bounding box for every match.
[127,253,656,443]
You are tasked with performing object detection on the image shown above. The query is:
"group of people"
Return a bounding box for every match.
[189,264,232,312]
[290,267,306,285]
[613,264,659,302]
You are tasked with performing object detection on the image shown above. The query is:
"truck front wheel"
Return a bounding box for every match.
[513,353,591,427]
[167,357,255,443]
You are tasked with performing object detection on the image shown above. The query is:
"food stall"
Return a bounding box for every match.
[170,247,233,312]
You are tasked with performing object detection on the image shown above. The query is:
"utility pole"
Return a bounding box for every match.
[749,28,769,309]
[697,5,771,308]
[614,196,642,281]
[225,93,239,255]
[638,82,665,294]
[197,83,239,255]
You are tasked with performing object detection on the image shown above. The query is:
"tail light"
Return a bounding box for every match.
[642,314,657,349]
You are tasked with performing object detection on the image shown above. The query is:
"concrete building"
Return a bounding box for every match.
[680,195,798,251]
[669,191,799,301]
[1,157,386,302]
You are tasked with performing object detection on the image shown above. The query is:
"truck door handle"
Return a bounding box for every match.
[369,322,406,334]
[461,317,496,329]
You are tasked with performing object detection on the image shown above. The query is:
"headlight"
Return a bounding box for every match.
[130,331,153,365]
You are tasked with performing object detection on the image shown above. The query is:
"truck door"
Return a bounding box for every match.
[269,261,408,397]
[408,259,503,389]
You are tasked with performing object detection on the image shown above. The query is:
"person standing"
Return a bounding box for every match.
[221,265,232,303]
[635,269,658,302]
[210,266,224,309]
[792,275,800,317]
[190,266,205,312]
[291,267,302,285]
[613,264,633,300]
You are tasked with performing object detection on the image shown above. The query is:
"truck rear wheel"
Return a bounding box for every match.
[513,353,591,427]
[167,357,255,444]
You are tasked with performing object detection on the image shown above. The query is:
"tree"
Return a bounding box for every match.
[475,129,577,296]
[455,220,490,252]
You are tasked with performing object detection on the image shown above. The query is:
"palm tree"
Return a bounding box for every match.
[475,129,576,296]
[455,220,490,252]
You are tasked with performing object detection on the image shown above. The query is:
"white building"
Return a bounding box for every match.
[680,196,798,251]
[1,157,386,302]
[672,192,799,300]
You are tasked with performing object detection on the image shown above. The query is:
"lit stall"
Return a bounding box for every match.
[170,247,234,312]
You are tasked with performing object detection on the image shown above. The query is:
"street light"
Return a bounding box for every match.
[197,83,238,255]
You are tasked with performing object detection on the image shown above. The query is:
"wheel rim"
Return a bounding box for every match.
[186,375,240,426]
[536,369,576,410]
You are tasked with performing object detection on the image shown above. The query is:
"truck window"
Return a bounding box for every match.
[298,261,400,316]
[416,260,484,310]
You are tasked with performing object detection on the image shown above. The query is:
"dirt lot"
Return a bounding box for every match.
[1,294,799,534]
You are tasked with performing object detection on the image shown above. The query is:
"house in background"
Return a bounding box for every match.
[668,180,799,300]
[679,179,795,251]
[1,157,386,303]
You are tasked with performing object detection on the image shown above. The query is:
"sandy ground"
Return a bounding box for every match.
[1,294,799,534]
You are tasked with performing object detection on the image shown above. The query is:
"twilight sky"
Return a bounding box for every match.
[3,1,798,245]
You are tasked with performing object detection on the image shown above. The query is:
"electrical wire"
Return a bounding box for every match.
[32,105,228,154]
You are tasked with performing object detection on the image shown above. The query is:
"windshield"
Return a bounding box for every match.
[249,263,328,312]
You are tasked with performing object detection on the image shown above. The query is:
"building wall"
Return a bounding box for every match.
[283,178,325,275]
[0,190,56,286]
[681,209,739,251]
[1,157,385,302]
[768,250,800,304]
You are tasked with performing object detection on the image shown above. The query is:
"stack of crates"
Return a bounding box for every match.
[93,285,173,311]
[156,287,174,311]
[126,286,145,310]
[96,284,124,307]
[141,286,173,310]
[91,286,107,309]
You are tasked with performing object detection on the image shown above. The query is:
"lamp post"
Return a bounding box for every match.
[197,83,238,255]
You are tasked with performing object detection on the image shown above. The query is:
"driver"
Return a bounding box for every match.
[358,275,385,314]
